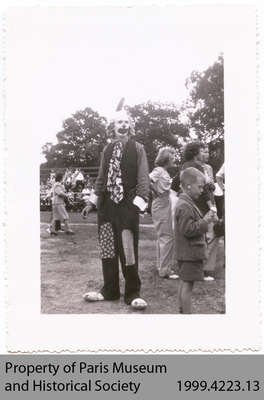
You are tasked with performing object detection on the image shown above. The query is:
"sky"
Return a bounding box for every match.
[6,6,224,160]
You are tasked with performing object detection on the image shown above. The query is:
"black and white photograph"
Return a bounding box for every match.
[39,8,225,315]
[5,4,259,351]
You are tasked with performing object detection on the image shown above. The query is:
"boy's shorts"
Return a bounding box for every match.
[178,260,204,282]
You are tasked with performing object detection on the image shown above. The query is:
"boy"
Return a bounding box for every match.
[50,173,74,236]
[175,167,216,314]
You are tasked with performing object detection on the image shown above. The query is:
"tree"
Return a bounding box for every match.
[41,102,189,174]
[185,54,224,171]
[40,57,225,175]
[41,107,107,168]
[128,101,189,170]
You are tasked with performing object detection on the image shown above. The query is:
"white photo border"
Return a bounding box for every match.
[5,4,261,352]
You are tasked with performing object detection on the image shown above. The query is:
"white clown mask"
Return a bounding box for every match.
[113,110,131,138]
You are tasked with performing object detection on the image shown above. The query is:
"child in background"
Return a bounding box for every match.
[175,167,216,314]
[50,173,74,236]
[82,184,91,203]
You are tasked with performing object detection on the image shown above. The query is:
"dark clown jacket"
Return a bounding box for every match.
[92,137,150,209]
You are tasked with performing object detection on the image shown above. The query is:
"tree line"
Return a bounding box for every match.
[41,55,224,175]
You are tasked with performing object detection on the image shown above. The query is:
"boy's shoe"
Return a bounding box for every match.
[50,231,58,236]
[46,227,51,234]
[204,276,215,281]
[57,228,64,232]
[83,292,104,302]
[65,230,74,235]
[131,298,147,310]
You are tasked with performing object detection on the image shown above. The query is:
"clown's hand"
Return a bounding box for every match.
[82,202,93,219]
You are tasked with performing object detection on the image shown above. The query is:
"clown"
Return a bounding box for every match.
[82,108,149,310]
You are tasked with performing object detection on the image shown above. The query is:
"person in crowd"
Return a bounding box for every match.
[50,173,74,236]
[181,141,216,214]
[73,184,84,211]
[45,183,55,234]
[81,109,150,310]
[71,169,80,188]
[175,167,216,314]
[45,175,64,233]
[175,141,218,281]
[63,168,73,191]
[149,147,179,279]
[201,145,224,219]
[81,183,91,203]
[75,169,85,189]
[40,182,49,211]
[49,170,56,186]
[200,144,221,281]
[215,163,225,219]
[75,183,84,193]
[65,190,75,211]
[40,182,46,194]
[201,145,214,182]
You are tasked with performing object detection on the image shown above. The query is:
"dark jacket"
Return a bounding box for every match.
[172,161,214,215]
[175,193,208,261]
[95,138,149,204]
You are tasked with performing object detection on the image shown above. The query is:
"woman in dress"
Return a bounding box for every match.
[150,147,179,279]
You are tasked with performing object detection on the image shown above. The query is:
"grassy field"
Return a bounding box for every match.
[41,212,225,314]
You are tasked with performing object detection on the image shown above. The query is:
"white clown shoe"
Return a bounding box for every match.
[83,292,105,302]
[131,298,148,310]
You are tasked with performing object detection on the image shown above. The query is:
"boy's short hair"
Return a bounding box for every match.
[55,172,63,182]
[180,167,205,188]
